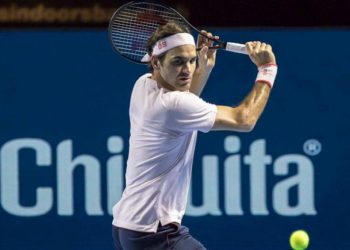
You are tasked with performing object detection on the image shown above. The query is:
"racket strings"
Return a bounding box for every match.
[110,3,187,62]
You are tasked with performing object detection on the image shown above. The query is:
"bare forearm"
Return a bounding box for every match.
[212,41,277,132]
[190,31,217,96]
[189,68,212,96]
[212,82,271,132]
[239,82,271,127]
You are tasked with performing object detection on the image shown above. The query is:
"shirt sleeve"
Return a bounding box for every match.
[163,91,217,133]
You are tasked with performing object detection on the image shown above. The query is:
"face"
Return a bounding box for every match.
[154,45,197,91]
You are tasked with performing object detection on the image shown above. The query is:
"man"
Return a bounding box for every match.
[112,22,277,249]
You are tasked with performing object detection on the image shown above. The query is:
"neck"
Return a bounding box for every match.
[152,71,176,91]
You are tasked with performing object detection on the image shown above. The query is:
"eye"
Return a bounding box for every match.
[171,58,183,66]
[190,57,197,64]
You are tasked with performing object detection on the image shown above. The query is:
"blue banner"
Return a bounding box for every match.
[0,29,349,250]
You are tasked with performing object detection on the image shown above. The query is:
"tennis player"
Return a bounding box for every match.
[112,21,277,250]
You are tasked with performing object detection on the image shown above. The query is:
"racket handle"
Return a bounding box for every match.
[225,42,248,55]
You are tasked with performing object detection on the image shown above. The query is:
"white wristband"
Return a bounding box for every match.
[255,64,278,88]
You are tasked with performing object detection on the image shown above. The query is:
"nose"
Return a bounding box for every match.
[182,61,192,74]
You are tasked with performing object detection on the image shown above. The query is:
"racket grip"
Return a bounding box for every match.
[225,42,248,55]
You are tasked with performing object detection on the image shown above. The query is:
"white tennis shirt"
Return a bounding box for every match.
[112,73,217,232]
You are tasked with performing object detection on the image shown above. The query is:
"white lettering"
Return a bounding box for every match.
[106,136,124,215]
[244,139,272,215]
[224,136,243,215]
[273,155,317,215]
[186,156,222,216]
[0,136,317,217]
[57,140,103,215]
[0,139,53,216]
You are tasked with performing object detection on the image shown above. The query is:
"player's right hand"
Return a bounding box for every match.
[197,30,219,70]
[246,41,276,67]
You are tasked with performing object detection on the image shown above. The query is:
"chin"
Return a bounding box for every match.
[176,80,191,91]
[176,84,191,91]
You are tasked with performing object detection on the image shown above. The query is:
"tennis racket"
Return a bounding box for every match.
[108,1,248,64]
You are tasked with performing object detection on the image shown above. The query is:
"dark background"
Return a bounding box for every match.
[1,0,350,27]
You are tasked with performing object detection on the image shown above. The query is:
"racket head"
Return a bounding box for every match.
[108,1,191,64]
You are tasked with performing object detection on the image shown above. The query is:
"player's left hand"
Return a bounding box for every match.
[196,30,219,70]
[246,41,276,67]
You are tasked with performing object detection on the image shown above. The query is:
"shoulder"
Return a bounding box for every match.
[131,73,154,96]
[161,91,194,109]
[134,73,152,86]
[162,91,217,133]
[163,91,215,114]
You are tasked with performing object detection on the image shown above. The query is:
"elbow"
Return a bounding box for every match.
[214,106,259,132]
[236,109,257,132]
[242,122,256,132]
[238,121,256,132]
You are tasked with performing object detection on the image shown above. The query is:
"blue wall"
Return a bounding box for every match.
[0,29,349,250]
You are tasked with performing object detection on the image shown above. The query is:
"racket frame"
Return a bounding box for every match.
[108,1,245,64]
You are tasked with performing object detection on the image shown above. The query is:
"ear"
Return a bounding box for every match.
[151,56,160,70]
